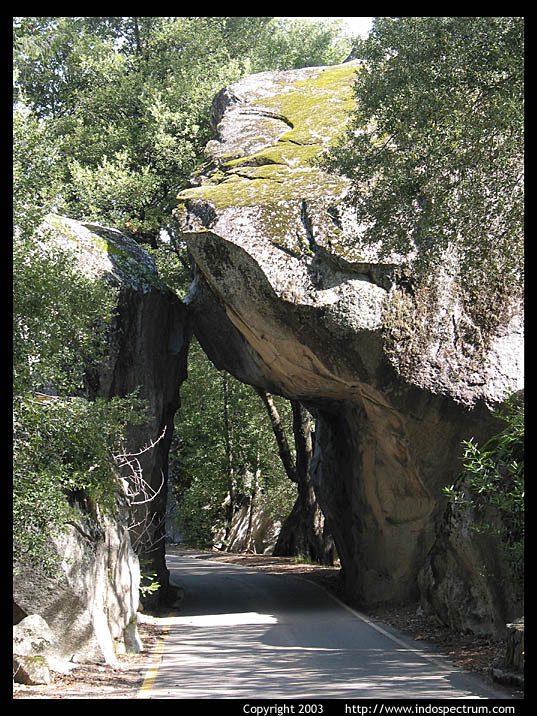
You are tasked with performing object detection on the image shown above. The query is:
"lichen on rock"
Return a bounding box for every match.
[44,214,167,293]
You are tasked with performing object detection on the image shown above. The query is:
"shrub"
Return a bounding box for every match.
[444,394,524,587]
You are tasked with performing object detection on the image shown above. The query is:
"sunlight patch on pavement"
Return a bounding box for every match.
[140,611,279,627]
[173,612,278,626]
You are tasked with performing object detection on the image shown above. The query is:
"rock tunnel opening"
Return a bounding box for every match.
[15,56,522,666]
[153,241,522,639]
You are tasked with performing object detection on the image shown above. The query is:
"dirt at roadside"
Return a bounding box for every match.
[12,619,161,699]
[13,545,523,699]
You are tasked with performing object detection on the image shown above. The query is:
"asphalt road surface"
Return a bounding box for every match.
[139,553,510,700]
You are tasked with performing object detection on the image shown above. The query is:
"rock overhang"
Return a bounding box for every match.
[174,61,523,613]
[176,60,523,409]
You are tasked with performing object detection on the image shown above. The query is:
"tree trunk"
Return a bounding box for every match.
[244,454,260,554]
[273,479,334,565]
[132,17,142,56]
[255,388,296,483]
[222,373,236,548]
[257,393,334,565]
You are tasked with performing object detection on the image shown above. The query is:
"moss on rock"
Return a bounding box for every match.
[177,62,361,257]
[254,61,359,146]
[44,214,167,292]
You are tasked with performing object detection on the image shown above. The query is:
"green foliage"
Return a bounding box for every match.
[13,100,60,240]
[13,393,148,574]
[324,17,524,323]
[13,16,351,253]
[14,82,149,575]
[13,233,116,396]
[244,17,351,72]
[145,243,193,298]
[13,99,116,396]
[139,560,161,598]
[444,395,524,585]
[171,340,296,548]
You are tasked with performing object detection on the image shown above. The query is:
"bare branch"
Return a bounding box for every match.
[111,427,169,555]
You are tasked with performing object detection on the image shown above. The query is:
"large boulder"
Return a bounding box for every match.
[14,215,190,666]
[13,614,56,684]
[13,655,51,686]
[213,493,282,555]
[42,215,190,606]
[13,509,140,665]
[13,614,57,657]
[176,63,523,627]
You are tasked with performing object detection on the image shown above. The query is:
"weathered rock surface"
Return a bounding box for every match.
[13,614,57,657]
[13,614,55,684]
[14,215,190,665]
[214,495,282,555]
[176,63,524,628]
[13,509,140,665]
[42,215,190,606]
[492,617,524,687]
[418,490,523,636]
[13,654,51,685]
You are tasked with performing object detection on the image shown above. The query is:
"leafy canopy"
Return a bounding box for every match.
[171,340,296,548]
[13,394,147,573]
[13,94,147,574]
[444,395,524,587]
[13,100,116,396]
[13,16,351,250]
[324,17,524,315]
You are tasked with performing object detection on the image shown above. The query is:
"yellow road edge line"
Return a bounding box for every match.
[137,619,172,699]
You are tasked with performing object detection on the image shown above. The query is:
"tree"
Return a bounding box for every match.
[173,339,334,560]
[245,17,351,72]
[444,394,524,589]
[171,339,296,549]
[13,96,148,576]
[13,393,147,574]
[13,99,114,396]
[324,17,524,328]
[256,391,334,564]
[13,16,351,252]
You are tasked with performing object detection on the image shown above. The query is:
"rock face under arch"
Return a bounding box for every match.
[177,62,523,629]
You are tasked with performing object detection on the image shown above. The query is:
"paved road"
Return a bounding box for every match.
[140,553,509,700]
